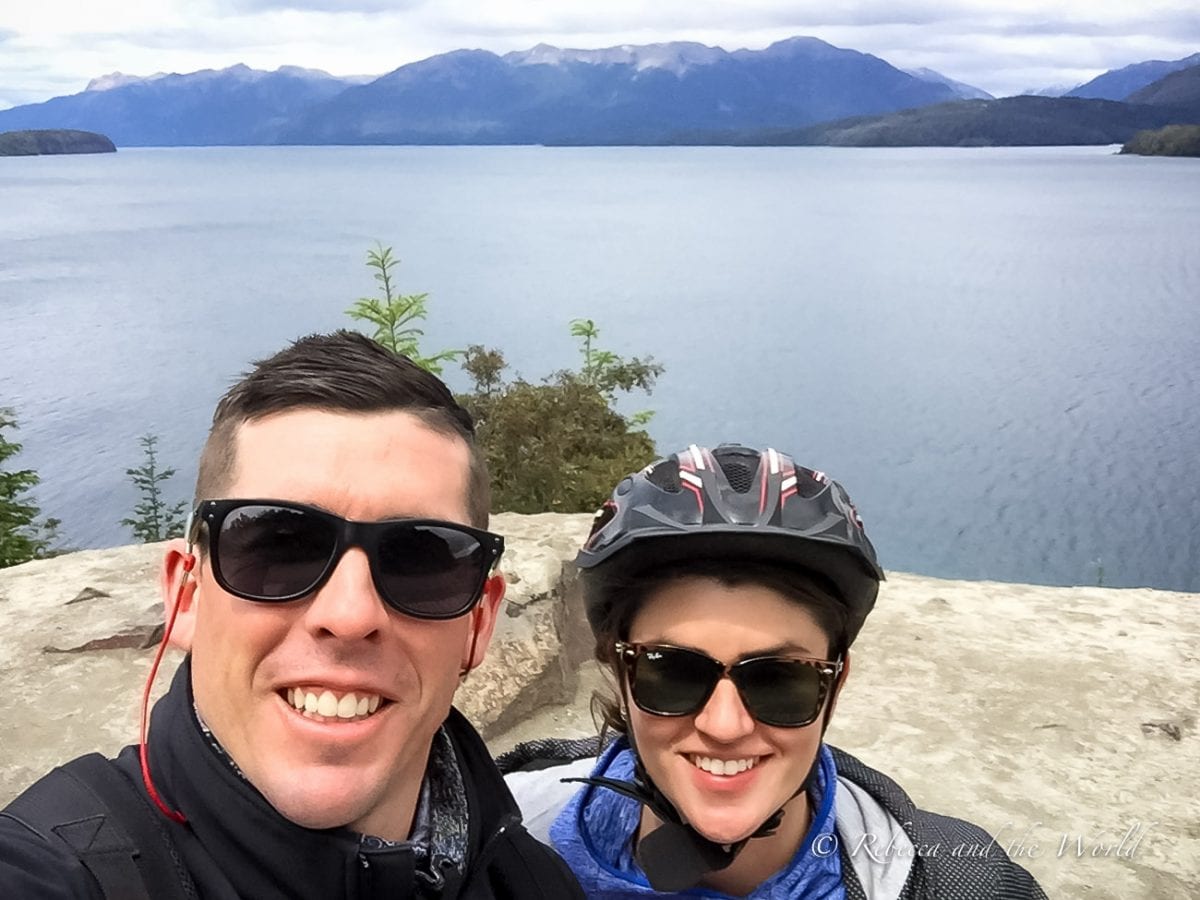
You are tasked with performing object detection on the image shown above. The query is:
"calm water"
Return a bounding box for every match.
[1,146,1197,591]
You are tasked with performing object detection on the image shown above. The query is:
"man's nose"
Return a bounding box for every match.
[302,547,389,640]
[692,676,756,742]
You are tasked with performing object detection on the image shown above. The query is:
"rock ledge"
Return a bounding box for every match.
[1,515,1196,899]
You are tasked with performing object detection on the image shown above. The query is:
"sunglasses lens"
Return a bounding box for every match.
[206,501,496,619]
[216,505,337,600]
[734,658,825,727]
[376,524,489,618]
[630,646,721,716]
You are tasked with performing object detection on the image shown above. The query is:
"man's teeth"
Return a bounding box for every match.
[691,755,759,776]
[286,688,383,720]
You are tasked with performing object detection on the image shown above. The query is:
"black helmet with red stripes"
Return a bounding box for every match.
[577,443,884,645]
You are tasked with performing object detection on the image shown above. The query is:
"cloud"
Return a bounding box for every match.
[837,20,1200,95]
[216,0,425,11]
[420,1,1196,41]
[0,56,95,109]
[973,10,1200,42]
[416,1,946,41]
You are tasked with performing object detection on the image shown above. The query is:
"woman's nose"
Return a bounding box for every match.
[692,676,756,741]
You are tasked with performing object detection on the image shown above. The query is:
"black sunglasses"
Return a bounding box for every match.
[188,499,504,620]
[615,641,841,728]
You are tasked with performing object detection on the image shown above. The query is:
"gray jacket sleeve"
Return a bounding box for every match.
[503,757,596,844]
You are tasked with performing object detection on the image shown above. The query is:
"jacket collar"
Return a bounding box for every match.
[144,657,522,899]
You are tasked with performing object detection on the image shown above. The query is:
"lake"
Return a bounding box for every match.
[1,145,1197,591]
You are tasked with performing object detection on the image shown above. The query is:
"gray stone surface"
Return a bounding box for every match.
[491,571,1200,900]
[453,513,594,735]
[2,518,1197,899]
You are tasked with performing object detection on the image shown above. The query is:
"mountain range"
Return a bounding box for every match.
[0,64,352,146]
[277,38,967,145]
[0,39,1196,147]
[1065,52,1200,100]
[732,95,1200,148]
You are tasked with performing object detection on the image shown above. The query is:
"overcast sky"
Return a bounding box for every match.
[2,1,1198,109]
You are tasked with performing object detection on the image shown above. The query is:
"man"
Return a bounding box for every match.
[0,331,584,899]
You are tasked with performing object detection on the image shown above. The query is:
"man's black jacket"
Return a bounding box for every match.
[0,662,583,900]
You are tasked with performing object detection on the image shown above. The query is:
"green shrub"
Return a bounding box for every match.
[0,408,61,567]
[1120,125,1200,157]
[348,244,665,514]
[346,243,461,374]
[463,365,657,513]
[121,434,187,543]
[461,321,663,513]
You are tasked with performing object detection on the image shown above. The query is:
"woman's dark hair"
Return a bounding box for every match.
[586,559,850,737]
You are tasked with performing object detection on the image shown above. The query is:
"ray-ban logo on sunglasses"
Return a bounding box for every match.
[615,641,841,728]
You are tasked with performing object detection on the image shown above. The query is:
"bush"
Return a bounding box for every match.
[346,243,461,374]
[464,367,657,513]
[1120,124,1200,157]
[349,244,665,514]
[121,434,187,543]
[461,322,663,513]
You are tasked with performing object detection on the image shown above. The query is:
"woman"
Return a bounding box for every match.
[503,443,1046,898]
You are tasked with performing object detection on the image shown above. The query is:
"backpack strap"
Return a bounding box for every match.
[495,735,607,774]
[0,753,194,900]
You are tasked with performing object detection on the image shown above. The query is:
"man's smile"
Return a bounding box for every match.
[284,687,387,722]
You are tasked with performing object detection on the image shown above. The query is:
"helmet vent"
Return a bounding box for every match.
[646,460,682,493]
[794,469,826,498]
[720,459,757,494]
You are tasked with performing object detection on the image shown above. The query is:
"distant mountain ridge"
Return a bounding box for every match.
[718,91,1200,148]
[86,72,169,92]
[0,64,359,145]
[1021,84,1075,98]
[1066,52,1200,100]
[1126,63,1200,106]
[655,60,1200,148]
[278,37,961,145]
[82,65,371,94]
[0,40,1196,147]
[0,37,965,146]
[502,41,727,75]
[905,68,993,100]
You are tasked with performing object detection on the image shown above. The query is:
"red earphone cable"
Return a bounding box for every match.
[138,553,192,824]
[460,605,484,680]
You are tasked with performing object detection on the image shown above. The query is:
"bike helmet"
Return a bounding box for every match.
[577,442,884,646]
[570,443,885,890]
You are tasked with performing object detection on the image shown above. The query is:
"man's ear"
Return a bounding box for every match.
[160,539,199,651]
[461,572,506,672]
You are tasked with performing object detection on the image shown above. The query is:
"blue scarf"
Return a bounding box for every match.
[549,740,845,899]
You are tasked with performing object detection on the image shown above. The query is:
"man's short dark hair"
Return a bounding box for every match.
[194,331,489,527]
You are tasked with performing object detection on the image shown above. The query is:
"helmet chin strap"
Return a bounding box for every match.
[567,655,846,892]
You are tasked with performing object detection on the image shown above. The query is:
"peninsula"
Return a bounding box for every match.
[1120,124,1200,156]
[0,129,116,156]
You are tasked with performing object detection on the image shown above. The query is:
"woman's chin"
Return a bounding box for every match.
[688,815,759,846]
